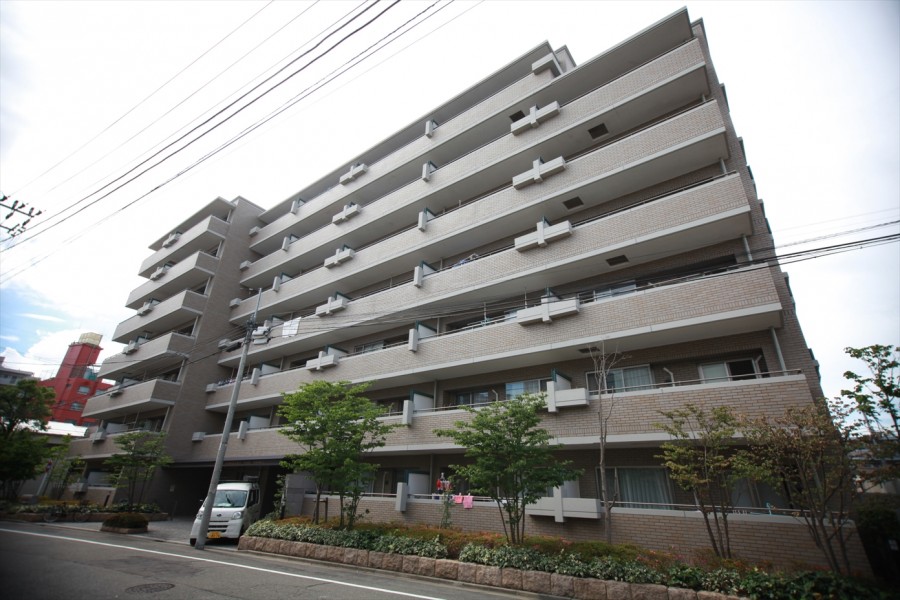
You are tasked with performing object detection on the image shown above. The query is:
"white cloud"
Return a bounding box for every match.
[19,313,66,323]
[0,334,20,342]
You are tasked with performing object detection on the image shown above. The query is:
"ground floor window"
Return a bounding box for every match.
[601,467,673,509]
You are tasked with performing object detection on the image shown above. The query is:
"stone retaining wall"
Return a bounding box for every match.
[238,535,746,600]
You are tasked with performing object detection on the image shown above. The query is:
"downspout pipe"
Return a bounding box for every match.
[770,327,787,373]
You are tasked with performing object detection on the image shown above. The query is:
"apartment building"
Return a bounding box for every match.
[73,9,868,570]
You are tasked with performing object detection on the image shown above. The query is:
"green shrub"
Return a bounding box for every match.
[102,512,149,528]
[108,502,160,514]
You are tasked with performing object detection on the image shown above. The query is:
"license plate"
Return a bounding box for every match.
[207,531,221,539]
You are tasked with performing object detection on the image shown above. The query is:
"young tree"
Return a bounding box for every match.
[744,401,861,576]
[840,344,899,487]
[434,393,583,545]
[657,403,757,560]
[0,380,56,500]
[278,381,396,529]
[47,447,85,500]
[588,344,625,544]
[105,431,172,509]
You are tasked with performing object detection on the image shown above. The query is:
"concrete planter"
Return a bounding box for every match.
[237,536,748,600]
[100,524,148,534]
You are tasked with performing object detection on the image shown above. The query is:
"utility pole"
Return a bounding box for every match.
[194,289,263,550]
[1,195,43,239]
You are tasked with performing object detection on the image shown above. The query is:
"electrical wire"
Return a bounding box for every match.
[5,0,393,249]
[0,0,453,284]
[30,1,322,208]
[8,1,277,200]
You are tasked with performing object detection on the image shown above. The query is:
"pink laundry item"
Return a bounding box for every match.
[463,494,474,509]
[454,494,463,504]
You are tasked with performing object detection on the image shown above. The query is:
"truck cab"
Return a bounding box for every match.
[190,481,260,545]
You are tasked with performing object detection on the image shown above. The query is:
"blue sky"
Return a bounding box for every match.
[0,0,898,396]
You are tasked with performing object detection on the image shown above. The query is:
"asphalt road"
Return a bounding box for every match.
[0,521,540,600]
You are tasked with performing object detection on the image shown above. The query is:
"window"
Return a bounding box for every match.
[354,341,384,354]
[456,390,491,406]
[602,467,673,509]
[593,280,636,301]
[77,385,91,395]
[587,366,653,393]
[731,478,785,511]
[699,359,758,383]
[71,402,84,411]
[505,378,548,399]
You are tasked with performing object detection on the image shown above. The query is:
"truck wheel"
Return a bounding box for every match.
[189,538,196,547]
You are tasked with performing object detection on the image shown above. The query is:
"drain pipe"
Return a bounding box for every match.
[742,235,753,262]
[770,327,787,373]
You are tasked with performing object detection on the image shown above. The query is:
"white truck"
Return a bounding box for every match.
[190,481,261,546]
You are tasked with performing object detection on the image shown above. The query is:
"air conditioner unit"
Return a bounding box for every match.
[162,232,181,248]
[108,386,123,397]
[218,339,242,352]
[123,341,138,355]
[249,226,260,237]
[205,383,218,393]
[191,432,205,442]
[91,431,107,443]
[150,266,166,280]
[137,302,154,316]
[237,421,249,440]
[229,298,242,309]
[251,326,270,346]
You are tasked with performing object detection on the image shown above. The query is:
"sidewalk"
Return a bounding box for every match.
[42,516,195,544]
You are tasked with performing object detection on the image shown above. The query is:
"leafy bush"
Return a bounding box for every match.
[244,520,447,558]
[102,512,149,528]
[108,502,161,514]
[458,543,554,572]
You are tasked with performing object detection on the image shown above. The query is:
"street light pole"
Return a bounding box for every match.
[194,289,262,550]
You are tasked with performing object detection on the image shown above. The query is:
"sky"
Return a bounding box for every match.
[0,0,897,403]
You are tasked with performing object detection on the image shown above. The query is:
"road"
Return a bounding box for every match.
[0,521,538,600]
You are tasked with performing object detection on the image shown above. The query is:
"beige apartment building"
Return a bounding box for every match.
[73,9,868,570]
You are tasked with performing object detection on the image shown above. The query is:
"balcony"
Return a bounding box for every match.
[225,171,749,367]
[238,40,710,290]
[82,379,180,420]
[250,11,695,257]
[232,100,730,323]
[138,215,228,278]
[126,251,218,309]
[113,290,206,343]
[98,332,194,380]
[209,267,783,411]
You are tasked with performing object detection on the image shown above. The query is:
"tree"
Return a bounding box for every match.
[105,431,172,509]
[840,344,899,487]
[47,453,85,500]
[0,380,56,500]
[588,344,625,544]
[278,381,396,529]
[434,393,583,545]
[657,403,758,559]
[744,401,861,576]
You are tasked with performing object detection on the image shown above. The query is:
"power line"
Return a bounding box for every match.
[5,1,390,250]
[0,1,452,284]
[8,1,277,201]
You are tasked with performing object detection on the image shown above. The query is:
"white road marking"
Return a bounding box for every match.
[0,527,446,600]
